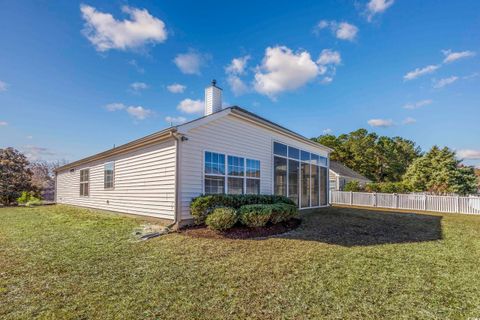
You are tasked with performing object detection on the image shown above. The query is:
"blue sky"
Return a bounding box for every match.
[0,0,479,166]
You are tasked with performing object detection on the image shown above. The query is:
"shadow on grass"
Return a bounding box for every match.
[279,207,443,246]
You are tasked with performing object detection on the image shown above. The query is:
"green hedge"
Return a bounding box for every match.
[239,203,299,228]
[190,194,295,224]
[205,207,238,231]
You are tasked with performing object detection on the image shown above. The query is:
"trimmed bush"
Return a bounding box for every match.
[190,194,295,224]
[239,204,272,228]
[269,203,298,224]
[205,207,238,231]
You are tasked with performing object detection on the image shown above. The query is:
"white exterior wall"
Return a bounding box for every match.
[56,140,176,220]
[178,114,329,220]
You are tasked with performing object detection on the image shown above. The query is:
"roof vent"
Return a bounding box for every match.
[204,80,222,116]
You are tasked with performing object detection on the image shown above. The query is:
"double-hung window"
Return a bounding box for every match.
[79,169,89,197]
[204,151,260,195]
[104,162,114,189]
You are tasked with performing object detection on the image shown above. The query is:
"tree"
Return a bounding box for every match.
[30,160,68,201]
[314,129,421,182]
[403,146,477,195]
[0,148,35,205]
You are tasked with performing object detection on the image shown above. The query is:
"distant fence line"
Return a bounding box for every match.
[330,191,480,215]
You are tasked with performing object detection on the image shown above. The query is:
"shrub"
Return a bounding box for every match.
[17,191,41,206]
[365,182,412,193]
[205,207,238,231]
[190,194,295,224]
[269,203,299,224]
[343,180,363,192]
[239,204,272,227]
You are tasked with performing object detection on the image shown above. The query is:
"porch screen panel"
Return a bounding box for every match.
[274,156,287,196]
[320,167,328,205]
[288,159,299,205]
[301,162,310,208]
[311,164,319,207]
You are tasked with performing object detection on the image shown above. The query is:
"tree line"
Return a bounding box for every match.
[313,129,478,195]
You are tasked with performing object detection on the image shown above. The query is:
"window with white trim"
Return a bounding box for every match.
[79,169,89,197]
[204,151,260,195]
[104,162,114,189]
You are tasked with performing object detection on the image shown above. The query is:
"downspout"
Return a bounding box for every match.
[165,131,182,230]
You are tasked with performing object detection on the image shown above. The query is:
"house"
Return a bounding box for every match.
[55,81,332,226]
[329,161,371,191]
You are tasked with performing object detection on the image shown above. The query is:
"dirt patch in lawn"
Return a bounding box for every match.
[180,218,302,240]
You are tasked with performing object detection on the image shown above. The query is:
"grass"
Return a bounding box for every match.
[1,205,480,319]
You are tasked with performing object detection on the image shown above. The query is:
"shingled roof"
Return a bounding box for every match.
[329,161,371,181]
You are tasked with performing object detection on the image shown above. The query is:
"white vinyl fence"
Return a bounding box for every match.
[330,191,480,215]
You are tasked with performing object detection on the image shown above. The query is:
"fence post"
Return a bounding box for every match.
[373,193,377,207]
[456,195,460,213]
[350,191,353,205]
[423,194,427,211]
[394,193,399,209]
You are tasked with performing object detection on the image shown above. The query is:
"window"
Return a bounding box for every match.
[273,142,287,157]
[79,169,89,197]
[274,156,287,196]
[204,151,260,195]
[301,162,310,208]
[104,162,114,189]
[288,159,299,205]
[288,146,299,159]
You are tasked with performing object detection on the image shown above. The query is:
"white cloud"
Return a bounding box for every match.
[22,146,56,161]
[433,76,458,88]
[253,46,321,98]
[403,65,439,81]
[167,83,186,93]
[126,106,152,120]
[402,117,416,125]
[442,49,476,63]
[105,103,126,111]
[129,82,148,92]
[0,121,8,126]
[368,118,394,127]
[335,22,358,41]
[226,55,250,75]
[80,4,167,52]
[403,99,433,110]
[317,49,341,65]
[323,128,333,134]
[165,116,187,125]
[227,75,249,96]
[173,52,206,75]
[457,149,480,160]
[177,98,203,114]
[0,80,7,92]
[315,20,358,41]
[104,103,152,120]
[366,0,395,21]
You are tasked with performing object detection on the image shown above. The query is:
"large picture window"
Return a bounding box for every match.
[79,169,89,197]
[104,162,114,189]
[204,151,260,195]
[273,141,328,208]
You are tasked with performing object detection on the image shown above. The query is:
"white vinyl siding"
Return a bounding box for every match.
[56,140,176,220]
[178,113,329,219]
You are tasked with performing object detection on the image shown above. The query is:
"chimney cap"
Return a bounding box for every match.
[211,79,217,86]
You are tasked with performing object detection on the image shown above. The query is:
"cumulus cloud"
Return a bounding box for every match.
[126,106,152,120]
[227,75,249,96]
[457,149,480,160]
[167,83,186,93]
[104,103,152,119]
[317,49,341,65]
[403,99,433,110]
[366,0,395,21]
[323,128,333,134]
[368,118,394,127]
[433,76,458,88]
[315,20,358,41]
[226,55,250,75]
[0,80,7,92]
[442,49,476,63]
[0,121,8,126]
[129,82,148,92]
[165,116,187,125]
[173,51,207,75]
[403,65,439,81]
[80,4,167,52]
[402,117,416,125]
[253,46,323,98]
[177,98,203,114]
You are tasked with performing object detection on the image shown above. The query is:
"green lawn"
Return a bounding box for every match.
[1,205,480,319]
